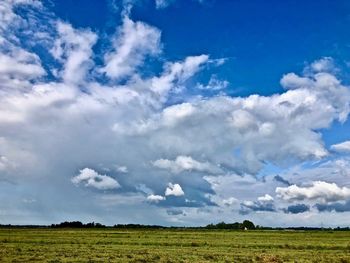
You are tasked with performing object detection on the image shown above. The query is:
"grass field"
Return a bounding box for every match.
[0,228,350,262]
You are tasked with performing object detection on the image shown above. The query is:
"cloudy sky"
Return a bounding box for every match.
[1,0,350,227]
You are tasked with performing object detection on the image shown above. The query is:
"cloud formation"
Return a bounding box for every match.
[147,194,165,202]
[315,201,350,213]
[0,0,350,226]
[101,16,161,80]
[276,181,350,203]
[72,168,120,190]
[283,204,310,214]
[51,21,97,84]
[240,194,275,214]
[331,141,350,153]
[153,156,221,174]
[165,183,185,196]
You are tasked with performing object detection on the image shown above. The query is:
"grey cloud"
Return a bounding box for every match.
[166,209,185,216]
[153,155,222,174]
[239,201,275,215]
[283,204,310,214]
[239,195,276,215]
[273,175,291,186]
[315,201,350,213]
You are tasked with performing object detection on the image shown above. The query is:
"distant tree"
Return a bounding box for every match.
[242,220,255,230]
[216,221,227,229]
[51,221,106,228]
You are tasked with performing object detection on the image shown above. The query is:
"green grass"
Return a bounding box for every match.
[0,228,350,262]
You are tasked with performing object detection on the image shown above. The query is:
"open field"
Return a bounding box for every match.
[0,228,350,262]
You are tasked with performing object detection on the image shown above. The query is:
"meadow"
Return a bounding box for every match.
[0,228,350,262]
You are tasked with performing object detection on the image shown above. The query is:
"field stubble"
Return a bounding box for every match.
[0,228,350,262]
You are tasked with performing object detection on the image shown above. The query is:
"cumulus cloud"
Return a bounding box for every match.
[276,181,350,203]
[153,156,221,174]
[331,141,350,153]
[121,67,350,177]
[257,194,274,202]
[165,183,184,196]
[147,194,165,202]
[309,57,335,73]
[280,73,312,90]
[72,168,120,190]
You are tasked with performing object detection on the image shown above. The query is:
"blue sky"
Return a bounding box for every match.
[51,0,350,93]
[1,0,350,227]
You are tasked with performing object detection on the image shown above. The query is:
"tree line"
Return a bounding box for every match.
[1,220,350,231]
[50,220,256,229]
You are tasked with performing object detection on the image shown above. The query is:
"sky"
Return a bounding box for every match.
[0,0,350,227]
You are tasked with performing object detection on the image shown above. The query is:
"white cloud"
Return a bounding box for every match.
[150,55,209,96]
[72,168,120,190]
[154,0,205,9]
[280,73,312,90]
[309,57,335,73]
[0,42,45,92]
[331,141,350,153]
[275,157,350,189]
[258,194,274,202]
[147,194,165,202]
[153,156,221,174]
[162,103,196,126]
[155,0,171,8]
[0,156,14,171]
[165,183,184,196]
[0,0,41,33]
[101,16,161,80]
[22,198,36,204]
[196,76,229,91]
[0,0,50,92]
[276,181,350,203]
[115,165,128,173]
[0,51,45,80]
[222,197,238,206]
[51,21,97,85]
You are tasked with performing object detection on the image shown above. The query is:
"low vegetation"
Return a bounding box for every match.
[1,226,350,262]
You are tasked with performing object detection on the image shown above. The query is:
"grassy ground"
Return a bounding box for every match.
[0,228,350,262]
